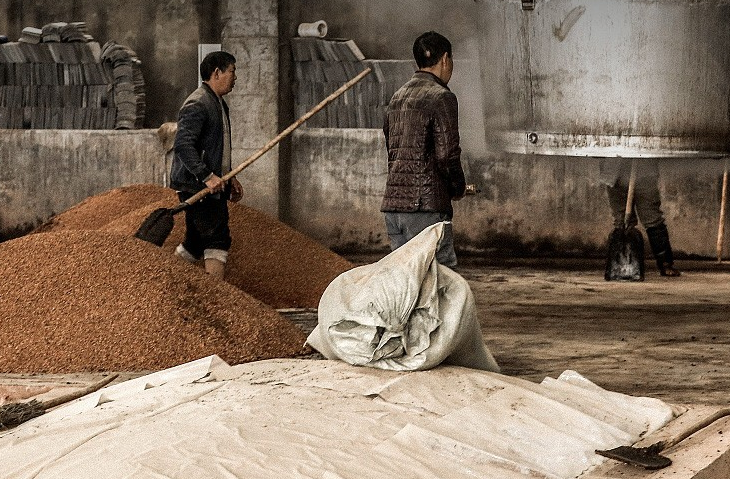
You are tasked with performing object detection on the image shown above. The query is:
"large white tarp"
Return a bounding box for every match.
[0,356,675,479]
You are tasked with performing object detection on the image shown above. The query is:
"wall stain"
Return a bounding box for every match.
[553,6,586,42]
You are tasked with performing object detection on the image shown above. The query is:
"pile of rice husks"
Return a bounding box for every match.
[0,183,357,373]
[0,230,310,373]
[35,183,354,309]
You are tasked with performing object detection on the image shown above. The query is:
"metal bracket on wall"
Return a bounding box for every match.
[522,1,535,10]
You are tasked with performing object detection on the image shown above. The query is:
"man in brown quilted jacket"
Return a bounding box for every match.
[381,31,466,269]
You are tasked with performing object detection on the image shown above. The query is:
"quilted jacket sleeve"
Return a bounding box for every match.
[433,91,465,198]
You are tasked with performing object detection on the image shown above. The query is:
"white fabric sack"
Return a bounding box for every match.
[307,222,500,372]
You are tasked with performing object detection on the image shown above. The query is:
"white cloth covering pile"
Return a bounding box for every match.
[0,355,674,479]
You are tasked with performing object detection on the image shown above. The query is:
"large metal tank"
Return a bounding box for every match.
[478,0,730,158]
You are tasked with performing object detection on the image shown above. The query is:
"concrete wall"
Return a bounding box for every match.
[289,128,728,259]
[1,125,724,258]
[278,0,477,60]
[0,129,162,239]
[288,129,389,251]
[0,1,280,218]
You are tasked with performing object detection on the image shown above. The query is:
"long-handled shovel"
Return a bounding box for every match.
[596,407,730,470]
[604,158,645,281]
[135,67,372,247]
[0,373,118,430]
[716,157,728,263]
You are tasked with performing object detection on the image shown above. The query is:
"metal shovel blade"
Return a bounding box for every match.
[605,226,645,281]
[134,207,176,246]
[595,444,672,470]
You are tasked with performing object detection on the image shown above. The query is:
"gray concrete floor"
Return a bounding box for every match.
[454,257,730,406]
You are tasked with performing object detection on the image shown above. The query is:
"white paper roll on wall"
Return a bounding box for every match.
[298,20,327,38]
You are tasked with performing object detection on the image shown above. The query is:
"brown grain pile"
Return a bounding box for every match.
[0,230,310,373]
[36,183,354,308]
[34,184,175,233]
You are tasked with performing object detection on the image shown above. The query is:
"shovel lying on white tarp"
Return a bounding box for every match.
[596,407,730,469]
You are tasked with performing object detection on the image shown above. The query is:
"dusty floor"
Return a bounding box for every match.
[2,257,729,409]
[460,257,730,406]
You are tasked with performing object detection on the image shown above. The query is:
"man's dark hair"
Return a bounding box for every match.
[200,51,236,81]
[413,31,452,69]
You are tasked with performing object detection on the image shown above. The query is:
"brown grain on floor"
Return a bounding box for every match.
[0,230,311,373]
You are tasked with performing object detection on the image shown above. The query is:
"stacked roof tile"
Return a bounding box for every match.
[0,22,144,129]
[290,37,415,128]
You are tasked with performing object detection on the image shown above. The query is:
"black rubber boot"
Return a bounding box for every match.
[646,223,681,277]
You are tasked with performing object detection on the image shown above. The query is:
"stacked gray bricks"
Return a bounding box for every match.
[290,37,415,128]
[0,22,144,129]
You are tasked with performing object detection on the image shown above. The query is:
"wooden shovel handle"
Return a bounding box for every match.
[661,407,730,450]
[183,67,373,207]
[40,373,119,410]
[716,157,729,262]
[623,158,638,229]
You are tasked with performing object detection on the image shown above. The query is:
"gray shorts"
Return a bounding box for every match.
[384,211,457,268]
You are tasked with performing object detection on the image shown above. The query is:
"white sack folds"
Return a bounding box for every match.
[307,222,500,372]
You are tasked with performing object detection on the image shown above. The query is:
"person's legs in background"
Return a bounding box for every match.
[633,175,681,277]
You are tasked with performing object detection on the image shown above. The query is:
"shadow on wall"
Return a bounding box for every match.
[0,221,44,243]
[457,230,608,259]
[329,230,389,256]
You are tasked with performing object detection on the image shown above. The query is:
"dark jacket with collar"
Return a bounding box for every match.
[380,71,465,216]
[170,83,230,194]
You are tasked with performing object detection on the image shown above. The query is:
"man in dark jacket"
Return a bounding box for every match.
[170,50,243,279]
[381,31,466,268]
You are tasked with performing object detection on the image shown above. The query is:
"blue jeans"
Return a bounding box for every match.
[384,211,457,268]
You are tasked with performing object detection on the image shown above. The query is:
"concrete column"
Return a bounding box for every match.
[221,0,279,217]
